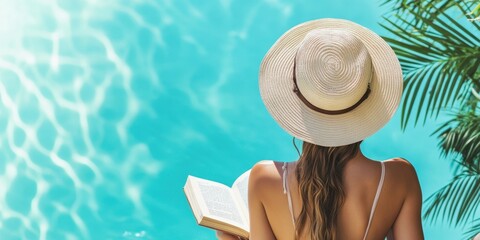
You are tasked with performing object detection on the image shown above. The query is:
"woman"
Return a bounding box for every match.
[218,18,424,240]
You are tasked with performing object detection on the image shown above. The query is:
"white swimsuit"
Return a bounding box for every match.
[282,161,392,240]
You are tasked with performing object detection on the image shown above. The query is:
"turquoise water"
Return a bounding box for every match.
[0,0,473,239]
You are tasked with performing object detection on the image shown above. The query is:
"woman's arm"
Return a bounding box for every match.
[248,162,276,240]
[391,160,424,240]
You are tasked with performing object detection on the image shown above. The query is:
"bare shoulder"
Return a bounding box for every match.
[251,160,277,173]
[384,157,420,184]
[250,160,282,184]
[385,157,417,172]
[249,160,284,198]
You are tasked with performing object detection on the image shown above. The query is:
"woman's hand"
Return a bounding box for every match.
[215,231,248,240]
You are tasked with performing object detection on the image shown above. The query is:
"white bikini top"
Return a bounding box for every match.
[282,161,388,240]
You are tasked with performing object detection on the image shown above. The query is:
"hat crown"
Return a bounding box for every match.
[296,29,372,111]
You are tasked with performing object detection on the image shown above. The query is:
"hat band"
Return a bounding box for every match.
[292,60,371,115]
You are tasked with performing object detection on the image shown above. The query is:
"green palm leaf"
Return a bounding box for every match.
[433,110,480,168]
[471,3,480,20]
[464,218,480,240]
[381,5,480,128]
[381,0,478,16]
[425,110,480,230]
[423,168,480,227]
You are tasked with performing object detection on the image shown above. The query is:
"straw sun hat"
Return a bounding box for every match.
[259,18,403,147]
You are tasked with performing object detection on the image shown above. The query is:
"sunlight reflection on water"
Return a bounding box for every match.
[0,0,165,239]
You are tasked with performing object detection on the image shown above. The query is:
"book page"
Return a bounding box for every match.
[232,169,251,211]
[193,177,247,229]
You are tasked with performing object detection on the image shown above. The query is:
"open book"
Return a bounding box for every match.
[184,170,251,239]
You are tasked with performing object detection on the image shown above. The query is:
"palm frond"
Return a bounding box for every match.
[472,3,480,16]
[423,168,480,226]
[464,218,480,240]
[424,105,480,226]
[381,5,480,128]
[381,0,480,32]
[381,0,478,16]
[433,110,480,168]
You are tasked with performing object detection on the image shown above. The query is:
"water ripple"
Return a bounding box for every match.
[0,0,159,238]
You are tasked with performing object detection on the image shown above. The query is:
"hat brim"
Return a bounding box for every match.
[259,18,403,147]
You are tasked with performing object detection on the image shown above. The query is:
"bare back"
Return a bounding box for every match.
[247,152,424,240]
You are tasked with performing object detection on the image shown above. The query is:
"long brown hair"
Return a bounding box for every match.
[294,140,362,240]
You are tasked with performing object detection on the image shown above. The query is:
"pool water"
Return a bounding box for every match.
[0,0,470,239]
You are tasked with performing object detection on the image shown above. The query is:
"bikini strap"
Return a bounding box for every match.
[282,162,296,230]
[362,161,386,240]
